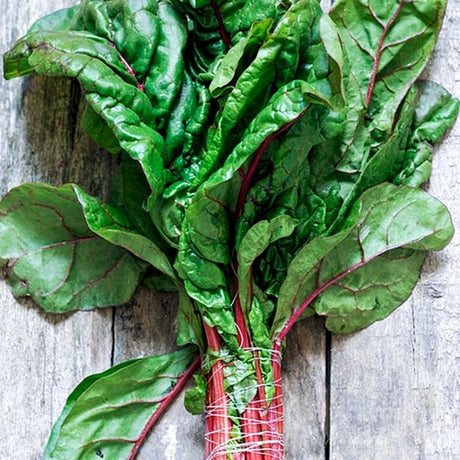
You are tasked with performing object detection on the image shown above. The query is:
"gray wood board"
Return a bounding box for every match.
[0,0,457,459]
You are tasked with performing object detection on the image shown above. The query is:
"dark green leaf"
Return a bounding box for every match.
[237,215,297,315]
[73,185,176,280]
[3,0,192,202]
[395,80,460,187]
[176,286,205,350]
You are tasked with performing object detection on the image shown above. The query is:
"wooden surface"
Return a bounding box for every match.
[0,1,458,459]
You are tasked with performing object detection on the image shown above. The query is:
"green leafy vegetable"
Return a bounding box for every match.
[45,347,199,459]
[1,0,458,458]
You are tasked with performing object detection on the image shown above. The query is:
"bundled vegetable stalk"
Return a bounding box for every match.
[1,0,458,458]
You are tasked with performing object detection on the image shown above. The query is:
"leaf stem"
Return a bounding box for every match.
[127,355,201,460]
[365,2,404,106]
[211,0,232,51]
[231,114,306,458]
[267,356,284,460]
[204,323,233,459]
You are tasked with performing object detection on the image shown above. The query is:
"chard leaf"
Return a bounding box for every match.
[170,0,288,75]
[110,154,168,247]
[195,0,343,185]
[0,184,146,313]
[317,248,426,334]
[176,78,333,341]
[3,0,192,202]
[184,374,207,415]
[271,183,454,339]
[73,186,176,280]
[328,82,419,231]
[395,80,460,187]
[45,347,199,460]
[237,215,297,315]
[80,104,122,154]
[209,18,273,98]
[248,297,272,349]
[176,286,205,350]
[330,0,447,140]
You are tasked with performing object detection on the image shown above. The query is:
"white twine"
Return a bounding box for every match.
[204,377,284,459]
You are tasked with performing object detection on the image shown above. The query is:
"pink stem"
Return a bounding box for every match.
[211,0,232,51]
[204,323,233,459]
[365,2,404,106]
[127,356,201,460]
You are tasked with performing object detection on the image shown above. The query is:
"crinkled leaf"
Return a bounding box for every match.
[184,374,207,415]
[248,297,272,349]
[0,183,146,312]
[209,18,273,98]
[176,286,205,349]
[176,78,333,341]
[237,215,297,315]
[271,183,454,339]
[328,83,418,231]
[80,104,121,154]
[395,80,460,187]
[170,0,288,77]
[194,0,343,186]
[110,154,167,246]
[45,347,199,459]
[317,248,426,334]
[3,0,193,202]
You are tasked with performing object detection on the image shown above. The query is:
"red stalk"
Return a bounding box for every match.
[210,0,232,51]
[227,114,306,458]
[233,275,266,460]
[127,356,201,460]
[267,357,284,460]
[365,2,403,107]
[204,323,233,459]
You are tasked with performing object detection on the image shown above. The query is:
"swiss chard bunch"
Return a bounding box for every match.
[1,0,458,458]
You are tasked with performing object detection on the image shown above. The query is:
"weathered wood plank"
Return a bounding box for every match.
[0,1,115,458]
[329,2,460,458]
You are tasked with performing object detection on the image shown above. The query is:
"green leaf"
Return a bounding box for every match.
[330,0,447,140]
[328,83,419,231]
[176,286,205,350]
[209,18,273,98]
[237,215,297,315]
[3,0,192,202]
[318,248,426,334]
[73,185,176,280]
[45,347,199,459]
[80,104,121,154]
[0,183,146,313]
[184,374,207,415]
[195,0,343,185]
[271,183,454,339]
[248,297,272,349]
[395,80,460,187]
[110,154,170,250]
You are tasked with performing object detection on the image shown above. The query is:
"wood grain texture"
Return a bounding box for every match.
[0,0,457,459]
